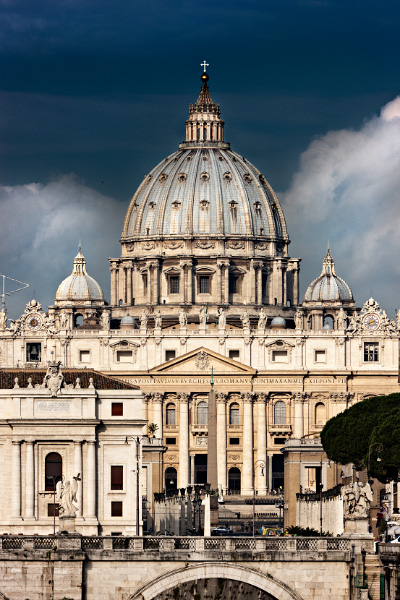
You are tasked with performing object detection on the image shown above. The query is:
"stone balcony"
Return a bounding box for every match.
[0,535,351,558]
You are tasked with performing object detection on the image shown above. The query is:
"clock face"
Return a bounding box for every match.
[363,313,380,331]
[26,314,42,331]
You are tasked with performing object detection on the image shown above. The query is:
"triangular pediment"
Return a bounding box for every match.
[149,347,256,375]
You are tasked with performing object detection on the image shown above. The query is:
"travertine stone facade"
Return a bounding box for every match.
[0,367,149,535]
[0,72,399,507]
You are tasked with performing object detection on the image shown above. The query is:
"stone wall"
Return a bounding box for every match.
[0,534,374,600]
[296,491,344,535]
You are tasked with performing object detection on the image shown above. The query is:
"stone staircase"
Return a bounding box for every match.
[365,553,382,600]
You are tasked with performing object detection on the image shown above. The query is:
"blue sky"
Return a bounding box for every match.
[1,0,399,319]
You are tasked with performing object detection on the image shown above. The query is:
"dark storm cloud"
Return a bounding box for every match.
[0,0,399,318]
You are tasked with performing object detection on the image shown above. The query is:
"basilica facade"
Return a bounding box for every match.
[1,72,399,527]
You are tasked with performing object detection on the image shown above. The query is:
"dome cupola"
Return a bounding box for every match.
[55,247,104,305]
[111,68,301,316]
[303,249,353,304]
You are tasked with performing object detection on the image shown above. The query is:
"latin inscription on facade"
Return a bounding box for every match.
[37,401,71,412]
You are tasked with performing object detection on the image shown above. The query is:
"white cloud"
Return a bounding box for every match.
[0,175,125,319]
[281,96,400,317]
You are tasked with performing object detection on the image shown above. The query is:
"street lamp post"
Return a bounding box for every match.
[252,460,265,537]
[125,436,142,536]
[367,442,383,484]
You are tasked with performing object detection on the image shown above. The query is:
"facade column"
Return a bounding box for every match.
[293,264,299,305]
[151,393,163,439]
[250,261,257,304]
[74,441,83,517]
[178,393,189,488]
[148,264,152,304]
[216,393,227,493]
[180,261,186,304]
[282,266,287,306]
[118,264,126,305]
[293,394,304,439]
[241,393,254,495]
[110,263,118,306]
[86,441,96,519]
[256,395,267,495]
[126,262,133,306]
[190,454,195,485]
[187,260,193,304]
[268,454,273,491]
[12,441,21,519]
[25,441,35,518]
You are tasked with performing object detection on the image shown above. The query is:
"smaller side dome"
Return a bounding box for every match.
[55,247,104,304]
[121,316,135,324]
[271,316,286,329]
[303,249,353,304]
[120,316,136,330]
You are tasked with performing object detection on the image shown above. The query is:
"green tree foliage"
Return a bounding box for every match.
[321,392,400,483]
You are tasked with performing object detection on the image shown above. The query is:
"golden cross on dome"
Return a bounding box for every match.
[200,60,209,73]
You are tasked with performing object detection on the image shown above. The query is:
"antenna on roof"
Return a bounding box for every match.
[0,274,29,313]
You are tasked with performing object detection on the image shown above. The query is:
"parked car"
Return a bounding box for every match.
[211,526,233,536]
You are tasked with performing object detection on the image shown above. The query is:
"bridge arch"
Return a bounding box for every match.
[129,562,305,600]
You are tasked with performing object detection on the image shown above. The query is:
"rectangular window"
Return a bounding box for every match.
[272,350,288,363]
[364,342,379,362]
[169,276,179,294]
[79,350,90,363]
[166,437,177,445]
[229,437,240,445]
[274,438,286,445]
[111,466,123,490]
[111,501,123,517]
[165,350,176,362]
[111,402,123,416]
[229,274,238,294]
[26,343,41,363]
[142,274,148,294]
[315,350,326,363]
[116,350,133,363]
[229,350,240,360]
[48,504,60,517]
[199,276,210,294]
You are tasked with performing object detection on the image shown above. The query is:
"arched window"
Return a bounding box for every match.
[165,467,177,492]
[274,401,286,425]
[228,467,241,494]
[323,315,334,329]
[74,314,84,328]
[197,401,208,425]
[45,452,62,491]
[166,403,176,425]
[315,402,326,426]
[229,403,240,425]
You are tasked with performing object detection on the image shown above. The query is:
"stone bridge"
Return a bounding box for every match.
[0,535,374,600]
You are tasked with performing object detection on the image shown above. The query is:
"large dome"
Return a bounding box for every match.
[110,72,301,315]
[122,148,287,239]
[122,74,287,243]
[55,248,104,304]
[304,249,353,303]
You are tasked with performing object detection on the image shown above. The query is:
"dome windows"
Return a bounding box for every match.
[178,173,187,183]
[200,171,210,182]
[159,173,168,182]
[223,171,232,182]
